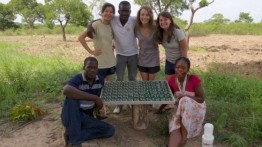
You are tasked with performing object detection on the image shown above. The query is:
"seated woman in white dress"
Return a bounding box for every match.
[167,57,206,147]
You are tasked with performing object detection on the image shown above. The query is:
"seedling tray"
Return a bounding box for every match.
[100,81,175,105]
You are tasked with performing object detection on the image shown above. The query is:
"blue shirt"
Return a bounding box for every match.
[67,72,104,110]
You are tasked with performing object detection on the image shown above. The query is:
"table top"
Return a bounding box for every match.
[100,80,175,105]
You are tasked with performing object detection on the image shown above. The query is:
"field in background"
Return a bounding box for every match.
[0,35,261,146]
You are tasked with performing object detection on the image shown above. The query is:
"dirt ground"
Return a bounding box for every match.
[0,35,261,147]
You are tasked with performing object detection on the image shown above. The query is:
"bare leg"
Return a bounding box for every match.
[104,75,113,81]
[168,129,182,147]
[155,104,167,114]
[148,73,157,81]
[180,123,188,146]
[140,72,149,81]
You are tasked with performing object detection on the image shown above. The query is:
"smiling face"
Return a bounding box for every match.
[139,8,150,25]
[102,6,114,21]
[159,15,171,31]
[175,60,189,79]
[118,4,131,22]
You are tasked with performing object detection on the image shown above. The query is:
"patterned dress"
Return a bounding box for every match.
[168,74,206,138]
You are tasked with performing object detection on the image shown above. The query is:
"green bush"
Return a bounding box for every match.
[10,102,44,122]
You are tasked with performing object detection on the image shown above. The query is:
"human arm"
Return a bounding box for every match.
[175,29,188,57]
[179,38,188,57]
[63,84,103,109]
[78,31,102,56]
[176,79,205,103]
[192,83,205,103]
[86,19,100,39]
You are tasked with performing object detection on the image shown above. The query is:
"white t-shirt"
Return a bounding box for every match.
[110,16,138,56]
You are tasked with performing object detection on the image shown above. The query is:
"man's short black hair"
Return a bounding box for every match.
[119,1,130,9]
[83,56,98,70]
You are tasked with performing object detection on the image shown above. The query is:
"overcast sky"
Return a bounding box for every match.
[1,0,261,22]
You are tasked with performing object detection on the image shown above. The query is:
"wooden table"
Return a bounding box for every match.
[100,81,175,130]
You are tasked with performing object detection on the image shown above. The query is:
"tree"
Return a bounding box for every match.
[45,0,92,41]
[0,3,17,31]
[134,0,188,15]
[206,13,230,24]
[238,12,253,23]
[184,0,215,44]
[8,0,44,30]
[88,0,106,19]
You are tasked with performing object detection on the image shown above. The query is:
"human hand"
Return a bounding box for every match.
[94,97,103,110]
[92,49,102,56]
[176,92,184,100]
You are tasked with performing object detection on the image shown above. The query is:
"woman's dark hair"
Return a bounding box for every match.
[156,11,180,44]
[174,57,191,70]
[83,56,98,70]
[101,3,115,14]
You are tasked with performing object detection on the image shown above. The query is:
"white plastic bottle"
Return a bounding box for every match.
[202,123,214,147]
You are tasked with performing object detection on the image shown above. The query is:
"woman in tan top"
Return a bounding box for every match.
[78,3,116,81]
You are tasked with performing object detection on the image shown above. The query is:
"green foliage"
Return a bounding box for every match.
[0,25,85,36]
[154,51,261,146]
[197,65,262,146]
[238,12,253,23]
[229,134,247,147]
[199,0,208,7]
[215,113,228,132]
[8,0,44,29]
[189,47,207,53]
[10,102,44,122]
[206,13,230,24]
[44,20,55,29]
[0,3,17,31]
[0,41,80,119]
[44,0,92,41]
[189,22,262,36]
[45,0,92,27]
[173,17,187,28]
[155,112,169,135]
[134,0,188,15]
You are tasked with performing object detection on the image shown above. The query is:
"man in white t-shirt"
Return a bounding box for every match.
[87,1,138,114]
[111,1,138,113]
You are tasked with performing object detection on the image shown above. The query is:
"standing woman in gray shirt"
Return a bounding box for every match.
[156,11,188,114]
[135,6,160,81]
[156,11,188,81]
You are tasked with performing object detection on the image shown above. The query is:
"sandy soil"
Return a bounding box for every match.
[0,34,261,147]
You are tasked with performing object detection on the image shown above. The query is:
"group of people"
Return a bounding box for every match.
[61,1,206,147]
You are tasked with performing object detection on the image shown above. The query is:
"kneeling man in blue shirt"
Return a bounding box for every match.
[61,56,115,146]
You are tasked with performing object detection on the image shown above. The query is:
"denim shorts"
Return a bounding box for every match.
[165,60,175,75]
[98,66,116,79]
[138,65,160,74]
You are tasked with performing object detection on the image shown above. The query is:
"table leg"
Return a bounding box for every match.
[132,105,149,130]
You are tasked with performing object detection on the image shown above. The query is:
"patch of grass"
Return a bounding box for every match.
[197,68,262,146]
[154,67,261,146]
[0,37,261,146]
[189,46,207,53]
[0,41,80,119]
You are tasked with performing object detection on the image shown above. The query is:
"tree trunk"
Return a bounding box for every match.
[132,105,150,130]
[62,26,66,41]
